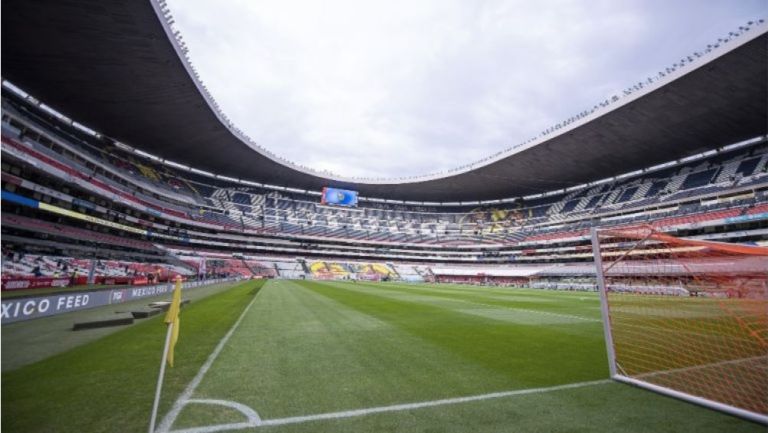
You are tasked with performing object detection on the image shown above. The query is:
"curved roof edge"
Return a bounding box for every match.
[1,0,765,201]
[154,3,767,184]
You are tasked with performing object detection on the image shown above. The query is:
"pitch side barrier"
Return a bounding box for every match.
[1,278,240,324]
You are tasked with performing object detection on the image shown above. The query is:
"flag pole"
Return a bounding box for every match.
[149,276,182,433]
[148,317,174,433]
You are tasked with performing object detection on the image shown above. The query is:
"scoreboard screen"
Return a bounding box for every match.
[321,187,358,207]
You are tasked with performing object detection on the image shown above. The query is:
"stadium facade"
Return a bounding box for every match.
[1,1,767,290]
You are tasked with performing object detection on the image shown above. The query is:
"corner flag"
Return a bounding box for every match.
[148,275,183,433]
[164,276,182,367]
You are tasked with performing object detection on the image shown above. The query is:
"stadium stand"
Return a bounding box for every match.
[1,31,767,292]
[1,8,766,431]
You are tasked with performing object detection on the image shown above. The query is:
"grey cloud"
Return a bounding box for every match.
[166,0,766,179]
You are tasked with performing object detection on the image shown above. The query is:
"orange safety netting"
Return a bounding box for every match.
[595,226,767,418]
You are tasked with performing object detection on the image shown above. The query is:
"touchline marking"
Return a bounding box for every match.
[187,399,261,424]
[156,288,264,433]
[168,379,611,433]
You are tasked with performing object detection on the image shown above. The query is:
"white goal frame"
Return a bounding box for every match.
[590,227,768,425]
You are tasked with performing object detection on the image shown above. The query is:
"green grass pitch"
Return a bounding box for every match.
[2,280,764,432]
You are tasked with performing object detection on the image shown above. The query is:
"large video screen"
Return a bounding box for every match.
[321,187,358,207]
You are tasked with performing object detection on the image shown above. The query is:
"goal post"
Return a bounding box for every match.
[590,226,768,424]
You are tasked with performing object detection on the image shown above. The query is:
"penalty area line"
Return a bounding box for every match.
[169,379,611,433]
[156,286,264,433]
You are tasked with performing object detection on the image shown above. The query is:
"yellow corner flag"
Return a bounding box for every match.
[149,275,184,433]
[164,276,182,367]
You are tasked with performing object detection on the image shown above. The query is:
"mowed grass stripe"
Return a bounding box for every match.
[164,281,762,433]
[420,282,602,303]
[300,280,607,385]
[349,281,602,320]
[325,282,601,335]
[175,280,517,423]
[2,280,265,433]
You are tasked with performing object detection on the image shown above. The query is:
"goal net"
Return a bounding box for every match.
[590,226,768,424]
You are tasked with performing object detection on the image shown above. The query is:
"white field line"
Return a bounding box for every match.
[156,287,264,433]
[169,379,611,433]
[186,399,261,424]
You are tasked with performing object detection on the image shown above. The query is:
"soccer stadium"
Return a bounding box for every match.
[1,1,767,432]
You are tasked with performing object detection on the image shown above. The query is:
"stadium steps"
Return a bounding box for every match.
[504,229,528,243]
[547,188,581,216]
[156,246,198,274]
[572,184,609,212]
[600,187,622,207]
[179,176,202,199]
[209,189,232,213]
[715,160,740,183]
[660,175,687,200]
[240,259,257,277]
[629,182,651,201]
[755,153,768,174]
[572,196,592,212]
[239,213,261,230]
[299,259,311,274]
[387,262,402,280]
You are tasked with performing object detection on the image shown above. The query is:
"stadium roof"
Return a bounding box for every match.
[2,1,766,202]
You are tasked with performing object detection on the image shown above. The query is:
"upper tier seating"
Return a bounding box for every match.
[2,213,158,252]
[5,119,766,246]
[2,94,767,253]
[1,253,190,279]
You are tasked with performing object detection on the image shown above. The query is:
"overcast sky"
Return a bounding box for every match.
[164,0,765,179]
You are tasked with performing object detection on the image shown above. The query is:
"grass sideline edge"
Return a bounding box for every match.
[1,279,266,433]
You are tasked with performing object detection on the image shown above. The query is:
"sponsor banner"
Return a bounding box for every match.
[1,190,40,208]
[0,278,235,324]
[2,291,109,323]
[724,212,768,224]
[102,276,148,286]
[72,198,96,210]
[1,277,71,291]
[37,201,147,235]
[24,180,72,202]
